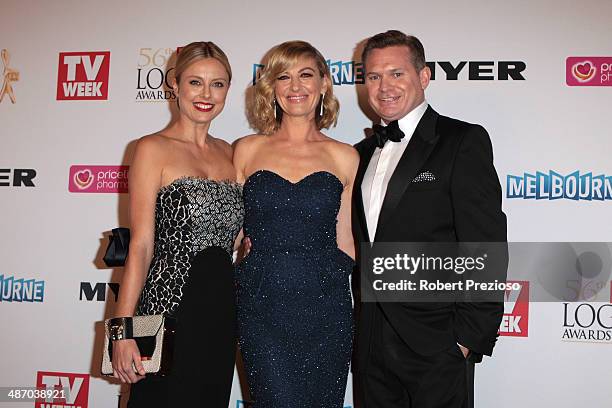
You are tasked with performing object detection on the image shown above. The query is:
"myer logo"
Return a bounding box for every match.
[56,51,110,100]
[499,281,529,337]
[79,282,120,302]
[507,171,612,201]
[426,60,526,80]
[36,372,89,408]
[0,168,36,187]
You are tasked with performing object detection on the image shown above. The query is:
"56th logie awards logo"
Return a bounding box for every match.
[1,49,19,104]
[136,47,177,101]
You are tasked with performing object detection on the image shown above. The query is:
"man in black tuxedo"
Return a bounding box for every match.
[353,30,507,407]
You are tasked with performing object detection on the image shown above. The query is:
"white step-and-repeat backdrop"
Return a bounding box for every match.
[2,0,611,407]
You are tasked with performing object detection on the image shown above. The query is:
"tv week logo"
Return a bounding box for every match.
[499,281,529,337]
[35,371,89,408]
[57,52,110,100]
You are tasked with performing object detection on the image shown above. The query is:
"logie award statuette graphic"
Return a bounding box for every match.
[1,49,19,104]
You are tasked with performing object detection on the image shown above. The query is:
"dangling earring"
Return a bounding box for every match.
[319,92,325,117]
[273,98,282,122]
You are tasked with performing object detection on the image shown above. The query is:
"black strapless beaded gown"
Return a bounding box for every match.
[128,177,243,408]
[236,170,354,408]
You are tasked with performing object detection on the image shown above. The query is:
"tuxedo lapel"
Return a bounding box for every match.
[354,136,377,242]
[374,107,440,241]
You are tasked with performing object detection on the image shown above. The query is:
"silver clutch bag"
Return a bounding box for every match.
[101,315,176,376]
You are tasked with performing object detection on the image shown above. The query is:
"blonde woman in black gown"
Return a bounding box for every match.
[111,42,243,407]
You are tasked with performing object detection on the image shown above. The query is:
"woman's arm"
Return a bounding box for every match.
[115,136,162,316]
[335,144,360,260]
[232,136,259,256]
[112,136,163,383]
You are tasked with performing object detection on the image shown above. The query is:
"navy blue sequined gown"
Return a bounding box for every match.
[236,169,354,408]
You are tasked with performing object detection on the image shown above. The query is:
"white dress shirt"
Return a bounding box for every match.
[361,101,428,242]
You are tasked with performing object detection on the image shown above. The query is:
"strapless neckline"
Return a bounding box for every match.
[245,169,343,188]
[157,176,241,196]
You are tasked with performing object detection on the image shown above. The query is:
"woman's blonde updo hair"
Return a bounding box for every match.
[174,41,232,84]
[250,40,339,135]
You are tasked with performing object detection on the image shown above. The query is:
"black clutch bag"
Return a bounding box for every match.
[103,228,130,267]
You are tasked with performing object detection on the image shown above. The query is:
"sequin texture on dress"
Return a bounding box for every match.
[236,170,354,408]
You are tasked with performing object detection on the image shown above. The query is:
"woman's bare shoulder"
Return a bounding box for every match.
[321,136,359,164]
[232,134,268,157]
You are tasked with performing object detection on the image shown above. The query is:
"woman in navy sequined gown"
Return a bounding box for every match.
[233,41,359,407]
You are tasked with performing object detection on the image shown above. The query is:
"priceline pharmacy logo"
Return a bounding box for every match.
[566,57,612,86]
[68,165,128,193]
[506,171,612,201]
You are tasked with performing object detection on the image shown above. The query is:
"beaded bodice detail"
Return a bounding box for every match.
[137,177,244,316]
[242,170,342,253]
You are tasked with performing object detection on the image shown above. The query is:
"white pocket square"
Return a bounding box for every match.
[412,171,436,183]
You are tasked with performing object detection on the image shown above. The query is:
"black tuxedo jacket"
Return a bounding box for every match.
[353,106,507,368]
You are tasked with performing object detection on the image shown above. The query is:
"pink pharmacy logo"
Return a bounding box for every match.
[69,165,129,193]
[566,57,612,86]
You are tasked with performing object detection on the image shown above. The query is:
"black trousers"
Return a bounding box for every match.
[360,305,474,408]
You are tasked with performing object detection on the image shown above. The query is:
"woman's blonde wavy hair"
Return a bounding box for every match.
[250,41,339,135]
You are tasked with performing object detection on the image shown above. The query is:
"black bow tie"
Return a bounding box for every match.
[373,120,405,148]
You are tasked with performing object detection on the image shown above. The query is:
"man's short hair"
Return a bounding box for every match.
[362,30,426,71]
